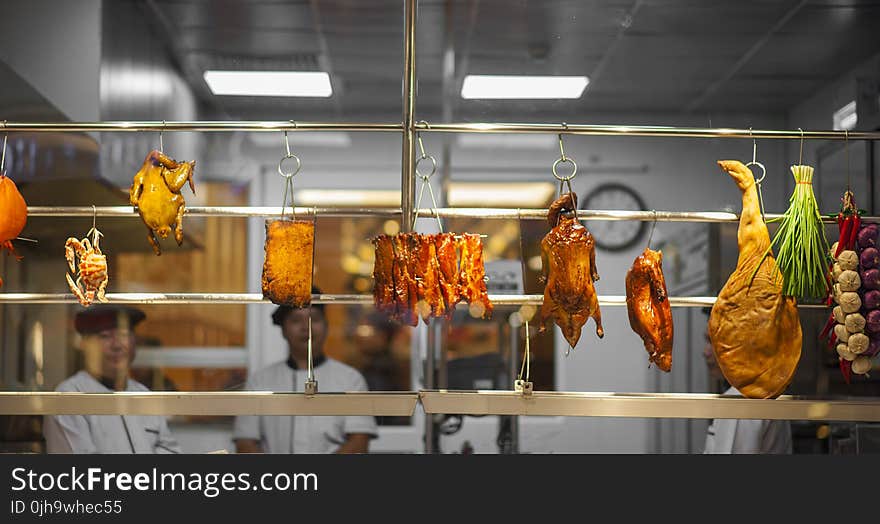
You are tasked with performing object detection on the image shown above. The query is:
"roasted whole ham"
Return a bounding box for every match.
[625,248,673,371]
[709,160,802,399]
[539,192,603,348]
[458,233,493,319]
[372,232,492,324]
[261,219,314,307]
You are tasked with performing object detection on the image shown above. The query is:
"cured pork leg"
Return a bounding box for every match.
[539,192,603,348]
[625,248,673,371]
[458,233,493,319]
[261,219,314,307]
[710,160,802,399]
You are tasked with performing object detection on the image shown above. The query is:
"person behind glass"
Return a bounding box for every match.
[700,319,792,454]
[43,305,181,454]
[233,286,378,453]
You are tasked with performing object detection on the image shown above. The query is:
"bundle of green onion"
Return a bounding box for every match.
[765,164,831,298]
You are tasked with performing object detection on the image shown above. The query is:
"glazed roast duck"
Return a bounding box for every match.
[626,248,673,372]
[709,160,802,399]
[539,192,603,348]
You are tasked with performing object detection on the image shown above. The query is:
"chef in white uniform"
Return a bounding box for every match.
[701,329,792,454]
[43,305,181,454]
[233,289,378,453]
[703,386,793,454]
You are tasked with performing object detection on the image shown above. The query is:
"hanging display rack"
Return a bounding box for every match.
[3,0,880,426]
[0,293,829,308]
[22,206,880,223]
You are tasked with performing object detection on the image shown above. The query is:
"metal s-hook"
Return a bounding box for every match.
[647,210,658,249]
[552,123,578,183]
[798,127,805,165]
[745,127,767,221]
[411,121,442,232]
[1,121,7,175]
[159,120,165,153]
[845,129,851,189]
[278,122,302,220]
[304,315,318,395]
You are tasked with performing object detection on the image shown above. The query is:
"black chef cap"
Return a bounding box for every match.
[271,285,325,326]
[74,305,146,335]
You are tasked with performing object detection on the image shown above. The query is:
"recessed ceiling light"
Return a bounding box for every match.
[203,70,332,97]
[461,75,588,99]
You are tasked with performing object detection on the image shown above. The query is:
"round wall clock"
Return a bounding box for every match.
[582,183,648,252]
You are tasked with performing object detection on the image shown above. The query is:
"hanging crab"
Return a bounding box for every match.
[65,228,108,307]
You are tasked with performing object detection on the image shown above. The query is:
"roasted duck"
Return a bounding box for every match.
[709,160,802,399]
[65,230,109,307]
[539,192,603,348]
[458,233,493,319]
[434,232,460,315]
[626,248,673,371]
[0,173,27,287]
[129,150,196,255]
[372,234,396,316]
[261,219,314,307]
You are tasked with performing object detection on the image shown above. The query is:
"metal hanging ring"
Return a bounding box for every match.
[745,161,766,184]
[278,153,302,179]
[552,156,578,181]
[415,154,437,178]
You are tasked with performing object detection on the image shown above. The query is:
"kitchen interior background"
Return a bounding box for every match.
[1,0,879,453]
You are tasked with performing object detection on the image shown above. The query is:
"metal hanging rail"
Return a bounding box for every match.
[0,121,402,132]
[0,293,828,308]
[0,391,420,416]
[26,206,401,218]
[24,206,880,223]
[419,391,880,421]
[416,122,880,140]
[3,120,880,140]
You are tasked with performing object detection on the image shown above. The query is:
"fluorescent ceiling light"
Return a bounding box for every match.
[249,131,351,148]
[448,182,556,207]
[203,70,332,97]
[296,183,555,208]
[461,75,588,99]
[295,189,400,207]
[833,100,857,131]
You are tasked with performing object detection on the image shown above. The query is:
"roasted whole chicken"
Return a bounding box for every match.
[0,173,27,287]
[261,219,314,307]
[65,230,109,307]
[625,248,673,371]
[709,160,802,399]
[371,231,492,325]
[129,150,196,255]
[539,192,603,348]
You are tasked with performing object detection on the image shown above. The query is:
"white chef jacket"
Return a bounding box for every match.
[43,371,181,454]
[703,386,792,454]
[233,357,378,453]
